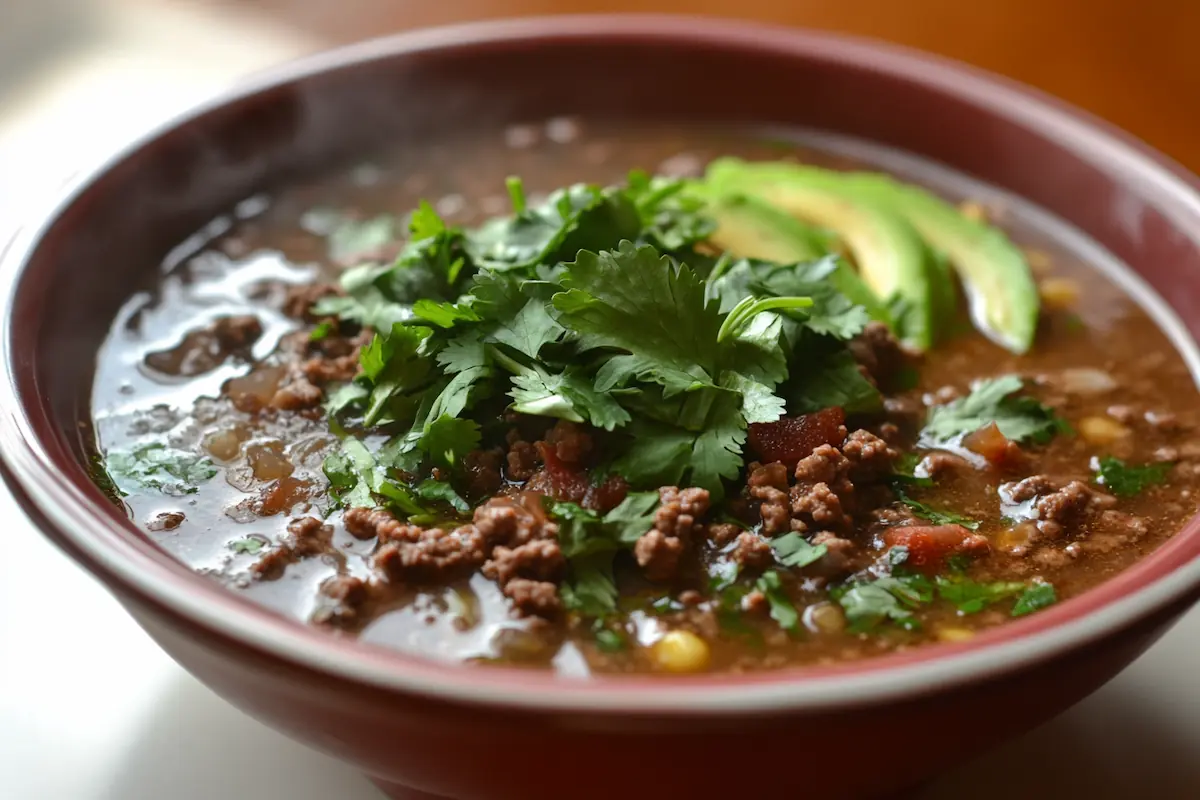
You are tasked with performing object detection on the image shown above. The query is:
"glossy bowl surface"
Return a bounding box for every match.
[4,15,1200,799]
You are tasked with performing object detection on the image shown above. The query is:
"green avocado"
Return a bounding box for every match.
[701,191,893,326]
[706,158,937,350]
[707,158,1039,354]
[839,171,1039,354]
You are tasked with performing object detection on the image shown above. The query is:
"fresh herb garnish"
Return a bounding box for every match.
[921,375,1070,445]
[309,320,335,341]
[891,452,934,488]
[755,570,800,632]
[1012,581,1057,616]
[894,488,980,530]
[934,575,1026,614]
[769,531,828,568]
[1094,456,1171,497]
[229,537,267,555]
[106,442,217,496]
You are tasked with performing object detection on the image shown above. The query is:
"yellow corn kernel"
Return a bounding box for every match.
[936,627,975,643]
[651,630,711,673]
[958,200,988,222]
[805,601,846,635]
[1079,415,1131,446]
[996,521,1039,553]
[1039,277,1080,310]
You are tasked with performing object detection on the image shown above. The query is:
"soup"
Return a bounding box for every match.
[90,121,1200,676]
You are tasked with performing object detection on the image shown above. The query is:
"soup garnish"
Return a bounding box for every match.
[92,131,1199,675]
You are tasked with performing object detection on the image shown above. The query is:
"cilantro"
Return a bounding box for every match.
[784,346,881,415]
[490,299,564,360]
[832,570,932,632]
[594,627,626,653]
[769,531,828,568]
[309,321,335,341]
[415,479,470,513]
[548,492,657,559]
[1012,582,1057,616]
[505,176,527,214]
[106,442,217,496]
[894,488,980,530]
[560,553,619,618]
[921,375,1070,445]
[410,299,480,329]
[891,452,934,488]
[755,570,800,632]
[708,560,741,592]
[229,536,266,555]
[509,364,629,430]
[935,575,1026,614]
[1094,456,1171,497]
[418,415,480,469]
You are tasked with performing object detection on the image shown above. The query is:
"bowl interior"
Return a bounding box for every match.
[7,17,1200,708]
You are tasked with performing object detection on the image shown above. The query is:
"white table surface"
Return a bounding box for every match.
[1,4,1198,798]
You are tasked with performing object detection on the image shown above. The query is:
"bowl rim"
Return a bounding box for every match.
[4,13,1200,714]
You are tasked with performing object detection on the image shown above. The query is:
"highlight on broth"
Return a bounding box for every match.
[91,124,1200,676]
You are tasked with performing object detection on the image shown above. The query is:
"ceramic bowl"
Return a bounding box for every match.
[4,16,1200,800]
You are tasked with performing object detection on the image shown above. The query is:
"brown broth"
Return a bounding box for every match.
[91,119,1200,676]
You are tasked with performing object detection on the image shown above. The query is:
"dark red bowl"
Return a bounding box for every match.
[4,15,1200,800]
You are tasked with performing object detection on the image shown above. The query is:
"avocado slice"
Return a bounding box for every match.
[706,158,937,350]
[839,171,1039,354]
[708,158,1039,353]
[700,191,893,326]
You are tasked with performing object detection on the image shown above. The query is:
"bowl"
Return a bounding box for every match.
[4,15,1200,800]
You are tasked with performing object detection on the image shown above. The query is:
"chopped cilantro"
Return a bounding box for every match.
[229,537,266,555]
[415,479,470,513]
[755,570,800,632]
[935,575,1026,614]
[560,553,620,618]
[891,452,935,488]
[1094,456,1171,497]
[769,531,828,568]
[1012,582,1057,616]
[835,583,921,633]
[921,375,1070,445]
[894,488,980,530]
[594,627,626,653]
[106,442,217,496]
[309,321,335,341]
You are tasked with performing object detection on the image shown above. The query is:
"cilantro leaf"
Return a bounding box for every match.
[416,478,470,513]
[688,393,747,498]
[720,371,786,425]
[755,570,800,632]
[560,552,619,618]
[509,364,630,430]
[934,575,1026,614]
[436,331,490,374]
[358,324,435,427]
[410,299,480,328]
[783,345,882,415]
[769,531,828,568]
[1094,456,1171,497]
[490,298,564,361]
[609,424,693,488]
[895,489,980,530]
[891,452,935,488]
[835,583,920,632]
[921,375,1070,445]
[553,241,722,378]
[418,415,480,469]
[548,491,657,559]
[1012,581,1057,616]
[326,214,397,264]
[229,536,267,555]
[106,442,217,496]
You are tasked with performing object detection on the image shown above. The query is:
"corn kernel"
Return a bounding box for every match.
[651,630,711,673]
[1023,248,1054,273]
[805,601,846,635]
[997,521,1039,553]
[936,627,975,643]
[1040,278,1080,310]
[1079,415,1131,446]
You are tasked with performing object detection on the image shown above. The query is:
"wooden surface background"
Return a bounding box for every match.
[237,0,1200,171]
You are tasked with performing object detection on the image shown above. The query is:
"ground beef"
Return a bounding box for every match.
[484,540,567,585]
[747,462,789,491]
[373,525,489,583]
[634,486,711,581]
[283,282,340,320]
[919,451,970,478]
[250,516,333,579]
[302,353,359,384]
[791,481,848,530]
[144,314,263,377]
[270,376,324,411]
[748,462,792,534]
[473,494,558,548]
[794,444,854,497]
[841,430,897,480]
[808,531,857,577]
[464,448,504,497]
[503,579,562,617]
[732,531,774,571]
[506,438,538,481]
[848,321,912,389]
[634,530,685,582]
[544,420,593,464]
[1000,475,1118,539]
[311,575,373,628]
[706,522,742,547]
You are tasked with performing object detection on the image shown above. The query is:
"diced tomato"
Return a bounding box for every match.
[884,525,991,570]
[583,473,629,513]
[963,422,1024,468]
[748,407,846,467]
